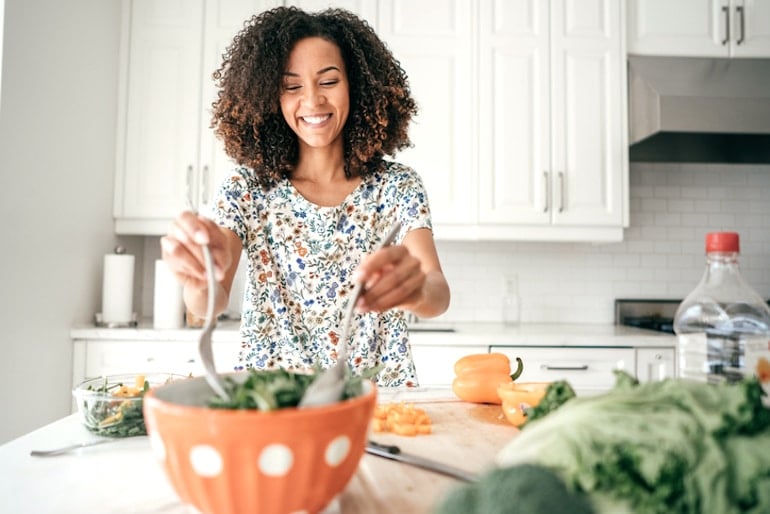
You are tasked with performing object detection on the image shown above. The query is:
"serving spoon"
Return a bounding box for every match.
[299,221,402,408]
[186,196,229,401]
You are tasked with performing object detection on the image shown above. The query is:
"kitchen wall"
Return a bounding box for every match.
[0,0,123,444]
[137,162,770,325]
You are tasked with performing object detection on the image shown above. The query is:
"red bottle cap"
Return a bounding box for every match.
[705,232,739,253]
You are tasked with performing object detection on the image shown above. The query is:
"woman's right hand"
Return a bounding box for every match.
[160,211,232,291]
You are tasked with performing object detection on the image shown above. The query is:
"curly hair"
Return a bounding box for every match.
[211,6,417,184]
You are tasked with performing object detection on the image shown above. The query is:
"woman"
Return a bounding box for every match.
[161,7,450,386]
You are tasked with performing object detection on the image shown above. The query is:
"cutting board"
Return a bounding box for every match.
[335,397,518,513]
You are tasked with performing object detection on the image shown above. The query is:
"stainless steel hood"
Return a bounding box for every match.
[628,56,770,163]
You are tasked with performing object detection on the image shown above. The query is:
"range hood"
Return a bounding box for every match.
[628,56,770,164]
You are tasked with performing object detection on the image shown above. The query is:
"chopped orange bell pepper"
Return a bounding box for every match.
[372,402,432,436]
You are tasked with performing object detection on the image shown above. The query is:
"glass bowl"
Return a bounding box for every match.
[73,373,187,437]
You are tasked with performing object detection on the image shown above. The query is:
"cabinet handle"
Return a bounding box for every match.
[541,364,589,371]
[543,171,550,213]
[558,171,565,213]
[736,5,745,45]
[722,5,730,45]
[186,358,196,364]
[185,165,194,209]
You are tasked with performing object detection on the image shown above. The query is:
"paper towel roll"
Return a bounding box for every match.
[153,260,184,329]
[101,253,135,324]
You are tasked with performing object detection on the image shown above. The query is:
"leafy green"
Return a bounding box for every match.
[208,366,380,410]
[521,379,576,426]
[497,376,770,514]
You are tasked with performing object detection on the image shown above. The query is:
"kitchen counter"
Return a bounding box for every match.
[71,320,676,348]
[0,388,515,514]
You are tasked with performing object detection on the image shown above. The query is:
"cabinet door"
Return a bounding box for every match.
[377,0,476,228]
[627,0,727,57]
[731,0,770,57]
[411,344,483,386]
[550,0,625,227]
[116,0,205,221]
[492,346,636,395]
[477,0,551,225]
[199,1,281,211]
[636,347,676,382]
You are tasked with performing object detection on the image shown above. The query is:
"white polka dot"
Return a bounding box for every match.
[325,436,350,467]
[149,433,166,461]
[258,444,294,476]
[189,445,223,477]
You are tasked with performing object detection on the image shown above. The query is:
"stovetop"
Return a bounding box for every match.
[614,299,681,334]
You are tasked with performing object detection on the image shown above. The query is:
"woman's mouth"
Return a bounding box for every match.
[301,114,332,125]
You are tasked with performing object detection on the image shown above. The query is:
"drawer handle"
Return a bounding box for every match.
[541,364,589,371]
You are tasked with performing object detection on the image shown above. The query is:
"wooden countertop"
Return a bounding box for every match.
[0,389,517,514]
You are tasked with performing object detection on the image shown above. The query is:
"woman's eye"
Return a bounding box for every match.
[320,79,339,87]
[283,84,301,92]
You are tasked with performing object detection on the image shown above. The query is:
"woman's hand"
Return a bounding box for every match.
[353,228,450,317]
[353,245,426,313]
[160,211,233,292]
[160,211,242,319]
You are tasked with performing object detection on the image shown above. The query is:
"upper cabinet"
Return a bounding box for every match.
[382,0,628,241]
[114,0,629,241]
[114,0,281,235]
[628,0,770,57]
[476,0,627,240]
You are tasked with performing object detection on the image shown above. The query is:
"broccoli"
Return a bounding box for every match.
[434,464,595,514]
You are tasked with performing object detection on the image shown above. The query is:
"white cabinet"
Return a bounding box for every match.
[114,0,280,235]
[376,0,476,228]
[635,347,676,382]
[114,0,628,241]
[72,339,241,391]
[476,0,627,240]
[492,346,636,396]
[380,0,628,242]
[411,343,483,386]
[628,0,770,57]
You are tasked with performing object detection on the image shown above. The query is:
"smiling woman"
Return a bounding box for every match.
[160,6,451,388]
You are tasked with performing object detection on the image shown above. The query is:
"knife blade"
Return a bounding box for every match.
[365,440,478,483]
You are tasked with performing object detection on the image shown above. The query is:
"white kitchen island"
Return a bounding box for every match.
[0,389,515,514]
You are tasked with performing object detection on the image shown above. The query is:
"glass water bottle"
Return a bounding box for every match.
[674,232,770,395]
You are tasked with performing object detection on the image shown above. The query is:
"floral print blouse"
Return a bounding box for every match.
[208,160,433,387]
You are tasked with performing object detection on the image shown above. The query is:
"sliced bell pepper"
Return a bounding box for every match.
[496,381,549,427]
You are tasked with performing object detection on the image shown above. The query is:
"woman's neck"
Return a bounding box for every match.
[290,142,360,206]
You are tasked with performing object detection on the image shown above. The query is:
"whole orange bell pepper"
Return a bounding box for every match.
[451,353,523,404]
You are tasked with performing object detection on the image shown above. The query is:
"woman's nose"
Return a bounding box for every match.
[301,85,325,106]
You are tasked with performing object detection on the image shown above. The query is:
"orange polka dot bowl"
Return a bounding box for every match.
[143,374,377,514]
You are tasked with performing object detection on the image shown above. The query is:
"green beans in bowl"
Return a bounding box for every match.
[73,373,187,437]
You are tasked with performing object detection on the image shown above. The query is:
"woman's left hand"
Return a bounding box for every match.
[353,245,426,313]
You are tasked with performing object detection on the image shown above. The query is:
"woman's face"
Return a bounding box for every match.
[280,37,350,152]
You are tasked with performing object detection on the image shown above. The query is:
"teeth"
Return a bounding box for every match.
[302,114,330,125]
